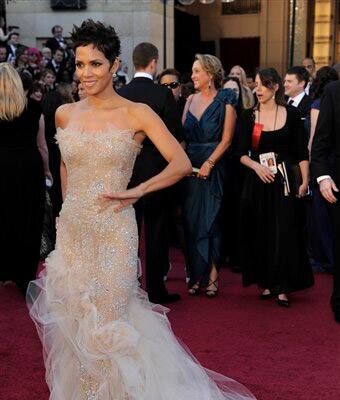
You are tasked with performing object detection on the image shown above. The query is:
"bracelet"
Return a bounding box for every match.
[206,158,215,168]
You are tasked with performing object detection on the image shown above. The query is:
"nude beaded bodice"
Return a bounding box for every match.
[56,126,141,210]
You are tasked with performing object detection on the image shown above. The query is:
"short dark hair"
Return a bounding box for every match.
[8,32,19,40]
[286,66,310,88]
[257,68,285,106]
[52,25,62,34]
[132,42,158,70]
[158,68,181,83]
[42,68,56,78]
[71,19,121,66]
[53,48,64,56]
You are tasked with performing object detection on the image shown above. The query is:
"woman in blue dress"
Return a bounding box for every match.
[182,54,237,296]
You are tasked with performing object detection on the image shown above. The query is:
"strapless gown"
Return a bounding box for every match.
[27,125,256,400]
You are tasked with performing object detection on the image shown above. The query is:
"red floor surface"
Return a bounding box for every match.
[0,248,339,400]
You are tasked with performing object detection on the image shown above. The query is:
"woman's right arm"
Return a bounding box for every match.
[238,110,275,183]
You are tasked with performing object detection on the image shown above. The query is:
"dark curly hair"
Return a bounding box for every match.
[71,19,121,66]
[310,66,338,100]
[256,68,285,106]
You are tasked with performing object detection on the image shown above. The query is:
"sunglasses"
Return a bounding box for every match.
[161,81,180,89]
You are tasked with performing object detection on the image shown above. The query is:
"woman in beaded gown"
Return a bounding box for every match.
[27,20,256,400]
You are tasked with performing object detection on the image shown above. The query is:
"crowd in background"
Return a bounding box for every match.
[1,21,339,314]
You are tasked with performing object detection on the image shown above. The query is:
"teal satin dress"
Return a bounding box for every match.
[182,88,237,287]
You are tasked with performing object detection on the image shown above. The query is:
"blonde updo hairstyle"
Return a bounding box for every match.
[195,53,225,89]
[0,62,27,121]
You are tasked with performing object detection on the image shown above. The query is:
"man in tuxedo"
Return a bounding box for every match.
[46,48,65,82]
[45,25,67,53]
[6,32,20,62]
[119,43,184,304]
[311,80,340,323]
[284,66,312,118]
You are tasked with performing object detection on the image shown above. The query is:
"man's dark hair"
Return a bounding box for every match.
[158,68,181,83]
[132,42,158,70]
[8,32,19,41]
[71,19,121,66]
[53,48,64,56]
[52,25,62,34]
[286,66,310,88]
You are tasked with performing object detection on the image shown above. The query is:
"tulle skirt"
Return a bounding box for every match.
[27,249,256,400]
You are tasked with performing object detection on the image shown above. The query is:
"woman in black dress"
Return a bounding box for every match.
[0,63,46,293]
[238,68,314,306]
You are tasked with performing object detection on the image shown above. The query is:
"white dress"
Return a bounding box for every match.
[27,125,256,400]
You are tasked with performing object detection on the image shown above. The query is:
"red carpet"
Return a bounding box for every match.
[0,248,339,400]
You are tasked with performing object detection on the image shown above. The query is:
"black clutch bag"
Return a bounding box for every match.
[284,162,302,196]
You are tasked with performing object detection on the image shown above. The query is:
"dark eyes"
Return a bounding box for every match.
[75,61,102,68]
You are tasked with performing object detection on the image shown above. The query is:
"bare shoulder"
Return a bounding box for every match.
[125,101,157,130]
[55,102,77,129]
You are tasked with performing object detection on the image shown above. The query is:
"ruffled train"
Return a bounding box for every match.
[27,249,256,400]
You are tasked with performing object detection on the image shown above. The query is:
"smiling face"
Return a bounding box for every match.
[284,73,305,98]
[191,60,211,91]
[75,44,118,96]
[255,74,277,104]
[30,89,43,102]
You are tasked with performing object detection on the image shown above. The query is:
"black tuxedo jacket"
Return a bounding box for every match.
[311,81,340,184]
[296,94,312,119]
[45,60,66,82]
[45,37,64,52]
[6,44,16,60]
[119,77,184,183]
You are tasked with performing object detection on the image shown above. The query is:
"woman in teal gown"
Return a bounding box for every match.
[182,54,237,296]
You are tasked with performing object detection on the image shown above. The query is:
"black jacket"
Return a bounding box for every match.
[311,80,340,183]
[45,37,64,52]
[119,77,184,183]
[296,94,312,119]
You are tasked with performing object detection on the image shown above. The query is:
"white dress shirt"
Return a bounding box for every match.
[287,91,306,108]
[134,72,153,81]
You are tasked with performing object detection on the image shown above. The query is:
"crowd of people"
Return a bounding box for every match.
[0,22,339,322]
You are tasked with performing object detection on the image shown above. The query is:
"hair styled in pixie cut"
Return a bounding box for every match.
[71,19,121,66]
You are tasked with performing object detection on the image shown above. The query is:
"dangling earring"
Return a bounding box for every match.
[208,80,211,90]
[112,72,117,78]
